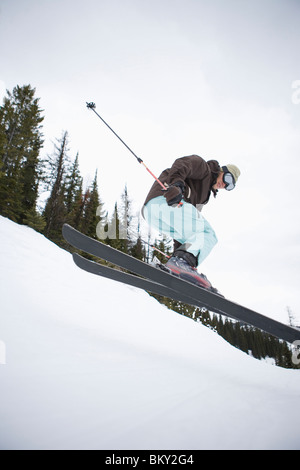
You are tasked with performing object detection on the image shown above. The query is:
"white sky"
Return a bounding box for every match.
[1,0,300,324]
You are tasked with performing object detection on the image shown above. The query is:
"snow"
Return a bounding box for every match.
[0,216,300,450]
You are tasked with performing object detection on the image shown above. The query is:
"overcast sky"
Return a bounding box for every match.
[1,0,300,325]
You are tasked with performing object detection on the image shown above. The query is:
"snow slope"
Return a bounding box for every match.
[0,216,300,450]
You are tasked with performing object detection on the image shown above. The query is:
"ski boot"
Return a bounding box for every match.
[163,250,219,293]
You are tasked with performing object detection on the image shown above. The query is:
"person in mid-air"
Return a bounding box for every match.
[142,154,240,290]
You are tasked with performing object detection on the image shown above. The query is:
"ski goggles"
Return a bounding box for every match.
[222,166,235,191]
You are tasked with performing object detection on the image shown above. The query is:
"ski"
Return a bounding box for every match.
[72,253,230,317]
[62,224,300,344]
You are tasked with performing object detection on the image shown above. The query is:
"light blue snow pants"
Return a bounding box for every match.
[143,196,218,265]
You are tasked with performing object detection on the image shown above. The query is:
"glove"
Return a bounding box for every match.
[164,181,185,206]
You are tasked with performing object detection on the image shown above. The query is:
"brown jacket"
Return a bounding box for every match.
[143,155,220,209]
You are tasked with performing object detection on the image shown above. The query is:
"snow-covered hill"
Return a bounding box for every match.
[0,216,300,450]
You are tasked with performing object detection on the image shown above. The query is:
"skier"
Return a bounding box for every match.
[142,155,240,289]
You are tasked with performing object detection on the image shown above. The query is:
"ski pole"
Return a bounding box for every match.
[147,242,170,259]
[128,227,171,260]
[86,102,168,191]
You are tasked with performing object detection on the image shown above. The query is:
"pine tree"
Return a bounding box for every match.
[106,202,124,251]
[63,152,86,230]
[0,84,44,222]
[287,306,296,327]
[43,131,69,243]
[81,170,104,238]
[129,212,147,261]
[103,185,134,253]
[119,184,132,253]
[0,88,23,221]
[130,235,145,260]
[152,236,172,263]
[65,152,82,214]
[23,207,46,233]
[67,177,85,230]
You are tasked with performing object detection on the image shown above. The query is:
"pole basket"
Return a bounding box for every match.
[86,102,96,109]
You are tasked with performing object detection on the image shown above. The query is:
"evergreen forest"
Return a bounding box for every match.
[0,84,298,369]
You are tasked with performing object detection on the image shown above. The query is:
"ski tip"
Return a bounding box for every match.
[62,223,69,236]
[62,223,73,233]
[62,223,76,244]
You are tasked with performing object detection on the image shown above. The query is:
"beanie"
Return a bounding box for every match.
[225,164,241,184]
